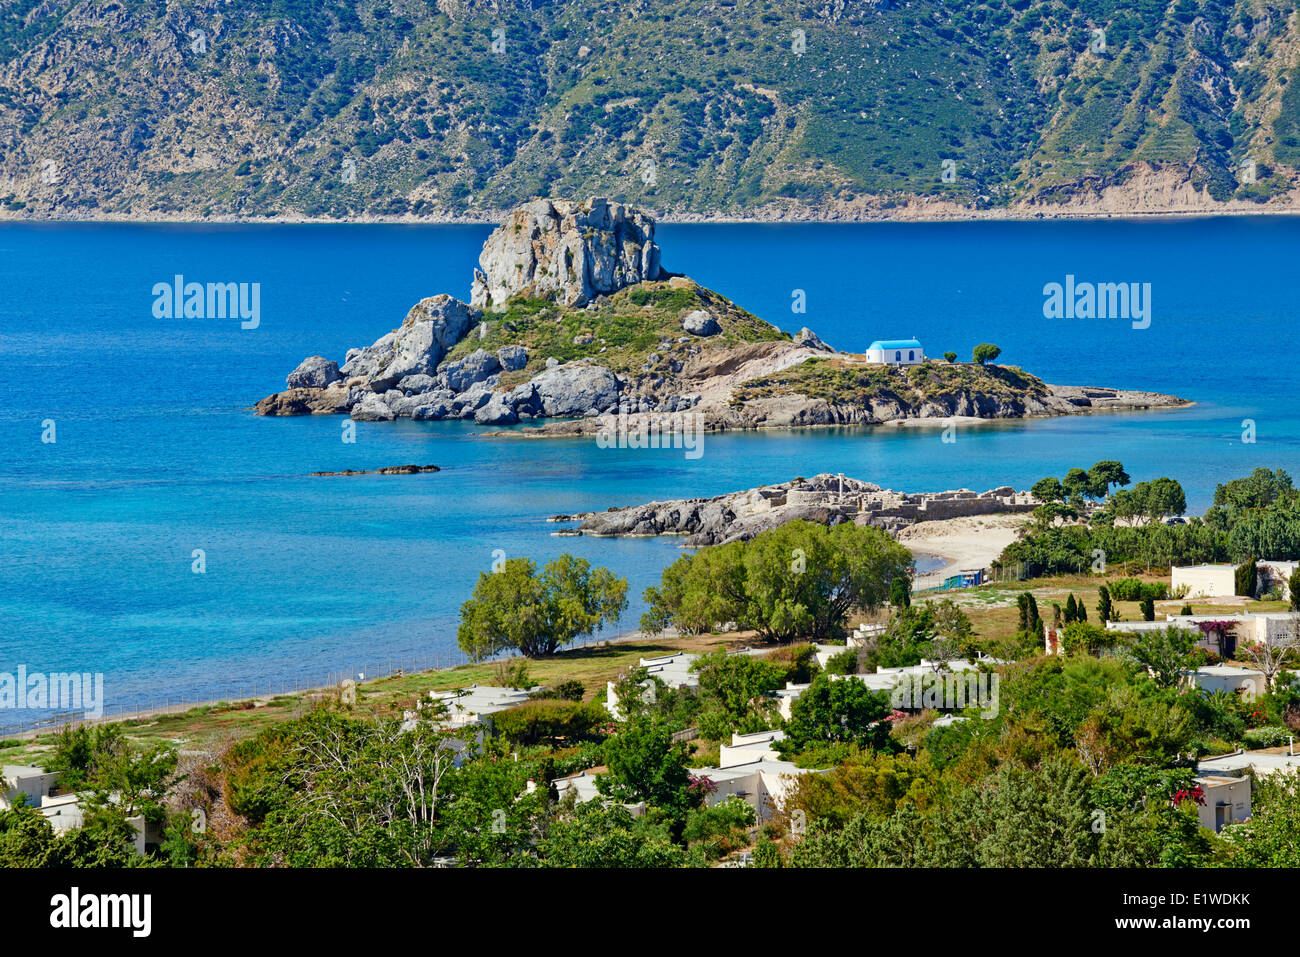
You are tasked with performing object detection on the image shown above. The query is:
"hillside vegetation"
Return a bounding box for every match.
[733,356,1051,407]
[446,278,789,385]
[2,0,1298,218]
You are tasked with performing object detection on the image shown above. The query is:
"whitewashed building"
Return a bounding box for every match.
[864,338,925,366]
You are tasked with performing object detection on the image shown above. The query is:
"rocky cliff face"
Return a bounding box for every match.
[470,198,661,308]
[256,197,673,423]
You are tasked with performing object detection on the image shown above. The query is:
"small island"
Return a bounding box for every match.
[309,465,441,477]
[255,197,1189,432]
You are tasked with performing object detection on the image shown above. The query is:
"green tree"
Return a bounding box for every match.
[1097,585,1113,622]
[596,716,697,819]
[1235,559,1258,598]
[972,342,1001,365]
[1126,627,1198,688]
[890,574,911,608]
[642,521,912,643]
[538,803,688,867]
[942,351,957,363]
[1063,468,1094,505]
[1290,567,1300,611]
[1030,476,1065,503]
[1140,595,1155,621]
[1213,468,1294,511]
[780,674,894,754]
[1087,461,1131,499]
[692,650,785,731]
[458,554,628,659]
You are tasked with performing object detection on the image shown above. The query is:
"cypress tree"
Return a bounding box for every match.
[1065,594,1078,623]
[1097,585,1112,623]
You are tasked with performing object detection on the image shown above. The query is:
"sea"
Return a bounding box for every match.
[1,216,1297,729]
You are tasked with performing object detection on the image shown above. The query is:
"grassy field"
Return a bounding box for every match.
[0,631,752,769]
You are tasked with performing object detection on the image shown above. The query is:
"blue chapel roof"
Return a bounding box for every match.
[867,339,922,350]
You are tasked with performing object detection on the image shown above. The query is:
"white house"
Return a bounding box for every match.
[719,730,786,767]
[1199,748,1300,778]
[1186,665,1266,699]
[1106,611,1300,652]
[1171,563,1237,599]
[1,765,59,809]
[1193,774,1252,833]
[692,757,820,824]
[864,338,925,366]
[421,684,537,741]
[1173,560,1299,600]
[606,652,701,720]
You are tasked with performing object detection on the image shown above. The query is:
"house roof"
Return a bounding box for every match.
[867,339,922,350]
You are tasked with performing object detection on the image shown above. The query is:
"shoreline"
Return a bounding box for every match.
[899,514,1034,590]
[2,208,1299,228]
[482,397,1196,441]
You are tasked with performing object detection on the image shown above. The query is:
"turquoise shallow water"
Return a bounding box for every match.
[1,218,1297,728]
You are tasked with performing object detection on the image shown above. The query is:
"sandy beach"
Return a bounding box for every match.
[897,513,1032,589]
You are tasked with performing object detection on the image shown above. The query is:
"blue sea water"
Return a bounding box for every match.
[1,217,1298,728]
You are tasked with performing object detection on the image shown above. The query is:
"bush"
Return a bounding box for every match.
[825,648,859,675]
[531,679,585,701]
[682,797,755,859]
[1061,621,1111,655]
[1244,726,1293,748]
[491,700,608,746]
[1109,578,1169,602]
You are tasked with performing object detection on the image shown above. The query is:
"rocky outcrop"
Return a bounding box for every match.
[351,393,397,421]
[794,328,834,352]
[682,309,720,336]
[254,384,351,416]
[341,295,479,391]
[286,356,342,389]
[470,197,661,309]
[513,362,621,417]
[551,474,1038,546]
[311,464,441,476]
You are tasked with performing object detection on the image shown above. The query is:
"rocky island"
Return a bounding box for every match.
[549,473,1040,547]
[255,197,1189,431]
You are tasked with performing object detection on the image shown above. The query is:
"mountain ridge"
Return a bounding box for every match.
[3,0,1299,220]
